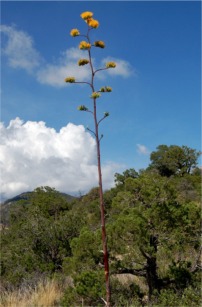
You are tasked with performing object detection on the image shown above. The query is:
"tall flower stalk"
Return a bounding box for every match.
[65,11,116,306]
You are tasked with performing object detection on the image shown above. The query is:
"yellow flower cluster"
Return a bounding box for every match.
[100,86,112,92]
[80,11,99,29]
[78,59,89,66]
[77,105,88,111]
[87,18,99,29]
[94,41,105,48]
[79,41,91,50]
[80,11,93,20]
[106,62,116,68]
[64,77,75,83]
[70,29,80,37]
[91,92,101,99]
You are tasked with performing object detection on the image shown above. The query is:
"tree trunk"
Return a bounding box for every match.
[141,235,161,300]
[146,255,161,299]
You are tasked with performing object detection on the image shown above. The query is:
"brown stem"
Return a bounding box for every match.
[86,30,111,306]
[94,98,111,306]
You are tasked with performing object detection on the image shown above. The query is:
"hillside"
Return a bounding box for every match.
[0,189,76,226]
[1,145,201,306]
[3,190,76,204]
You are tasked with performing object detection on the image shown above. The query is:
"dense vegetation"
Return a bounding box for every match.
[1,145,201,306]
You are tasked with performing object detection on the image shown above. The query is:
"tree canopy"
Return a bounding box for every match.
[1,145,201,306]
[149,145,200,177]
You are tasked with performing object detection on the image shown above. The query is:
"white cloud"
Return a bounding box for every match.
[1,25,134,87]
[36,48,92,87]
[1,25,41,72]
[37,51,134,88]
[101,57,134,78]
[0,118,120,200]
[137,144,150,155]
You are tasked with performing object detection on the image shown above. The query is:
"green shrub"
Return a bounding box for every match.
[111,278,143,306]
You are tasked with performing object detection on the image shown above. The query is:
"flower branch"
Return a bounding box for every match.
[98,112,110,126]
[86,127,96,137]
[99,134,104,142]
[94,67,109,75]
[64,78,93,89]
[65,11,116,306]
[77,105,93,114]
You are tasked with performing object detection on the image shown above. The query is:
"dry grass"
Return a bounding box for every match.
[0,279,63,307]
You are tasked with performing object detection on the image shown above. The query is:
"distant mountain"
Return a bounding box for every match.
[3,192,33,205]
[58,192,77,202]
[3,191,76,205]
[0,190,76,225]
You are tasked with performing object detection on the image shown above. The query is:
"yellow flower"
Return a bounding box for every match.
[106,86,112,92]
[78,59,89,66]
[87,18,99,29]
[70,29,80,37]
[94,41,105,48]
[100,86,112,92]
[80,11,93,20]
[106,62,116,68]
[77,105,88,111]
[79,41,91,50]
[64,77,75,83]
[91,92,101,99]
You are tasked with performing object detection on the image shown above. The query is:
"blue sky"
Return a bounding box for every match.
[1,1,201,198]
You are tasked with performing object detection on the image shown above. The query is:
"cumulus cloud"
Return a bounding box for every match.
[36,48,92,87]
[137,144,150,155]
[0,25,41,72]
[1,25,134,87]
[101,57,134,78]
[36,50,134,87]
[0,118,120,200]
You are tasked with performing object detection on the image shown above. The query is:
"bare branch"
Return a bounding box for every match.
[74,81,93,89]
[98,116,106,126]
[100,297,108,305]
[94,67,109,75]
[99,134,104,142]
[86,127,96,137]
[140,247,152,260]
[98,113,109,126]
[85,109,94,115]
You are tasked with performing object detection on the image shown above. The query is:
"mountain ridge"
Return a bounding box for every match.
[2,190,77,206]
[0,190,77,226]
